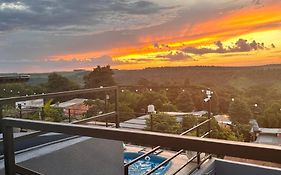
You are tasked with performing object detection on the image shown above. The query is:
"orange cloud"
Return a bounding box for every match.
[49,1,281,69]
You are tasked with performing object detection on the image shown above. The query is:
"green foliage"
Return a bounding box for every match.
[259,103,281,128]
[175,91,194,112]
[182,115,198,131]
[43,100,64,122]
[0,83,46,98]
[118,102,135,122]
[84,99,105,118]
[145,113,181,134]
[137,78,150,86]
[119,90,142,111]
[84,65,115,88]
[233,124,251,142]
[162,103,177,112]
[228,99,252,124]
[208,119,242,141]
[46,73,79,92]
[183,78,190,87]
[137,91,169,112]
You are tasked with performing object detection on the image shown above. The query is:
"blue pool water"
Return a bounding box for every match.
[124,152,172,175]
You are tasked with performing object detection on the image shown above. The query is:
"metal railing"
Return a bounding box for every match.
[1,117,281,175]
[124,117,213,175]
[0,86,119,148]
[0,86,119,127]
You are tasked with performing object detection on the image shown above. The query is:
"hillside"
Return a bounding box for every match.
[114,64,281,90]
[6,64,281,91]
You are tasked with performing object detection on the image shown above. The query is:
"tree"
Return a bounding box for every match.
[43,100,64,122]
[84,99,105,118]
[162,103,178,112]
[84,65,115,88]
[46,73,79,92]
[137,91,170,112]
[228,99,252,124]
[183,78,190,87]
[261,103,281,127]
[145,113,181,134]
[207,119,242,141]
[182,115,198,131]
[137,78,150,86]
[119,90,142,112]
[118,102,135,122]
[175,91,194,112]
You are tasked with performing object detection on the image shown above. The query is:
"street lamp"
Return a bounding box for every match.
[202,88,213,138]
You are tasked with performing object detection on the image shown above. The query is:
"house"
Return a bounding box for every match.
[255,128,281,146]
[15,99,44,109]
[250,120,281,146]
[120,111,208,130]
[54,98,89,116]
[214,114,232,128]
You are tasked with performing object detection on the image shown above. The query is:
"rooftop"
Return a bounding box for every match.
[54,98,88,108]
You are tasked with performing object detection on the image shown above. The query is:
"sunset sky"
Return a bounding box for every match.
[0,0,280,72]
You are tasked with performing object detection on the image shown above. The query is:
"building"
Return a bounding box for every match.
[255,128,281,146]
[0,74,30,84]
[250,120,281,146]
[15,99,44,109]
[120,111,208,130]
[214,114,232,128]
[54,98,89,116]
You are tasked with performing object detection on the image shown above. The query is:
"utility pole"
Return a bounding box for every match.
[203,88,213,138]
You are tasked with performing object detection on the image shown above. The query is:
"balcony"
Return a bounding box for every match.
[0,87,280,175]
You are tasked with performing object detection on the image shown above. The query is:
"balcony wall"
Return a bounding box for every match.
[194,158,281,175]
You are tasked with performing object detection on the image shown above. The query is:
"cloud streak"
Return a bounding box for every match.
[182,39,272,55]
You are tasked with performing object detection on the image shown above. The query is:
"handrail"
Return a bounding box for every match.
[124,117,213,174]
[0,86,118,104]
[2,118,281,163]
[180,118,212,136]
[124,146,161,168]
[0,112,117,145]
[144,149,185,175]
[171,154,198,175]
[187,154,212,175]
[72,111,116,124]
[201,130,212,138]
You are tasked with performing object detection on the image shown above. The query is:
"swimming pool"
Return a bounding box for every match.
[124,152,172,175]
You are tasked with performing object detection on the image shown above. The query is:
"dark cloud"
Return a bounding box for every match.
[153,42,170,49]
[182,39,272,55]
[0,0,171,32]
[111,1,167,15]
[157,51,193,61]
[128,58,166,62]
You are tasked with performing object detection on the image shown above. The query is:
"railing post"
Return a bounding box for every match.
[196,126,200,168]
[0,104,3,132]
[3,124,16,175]
[124,166,129,175]
[41,107,45,121]
[150,113,153,131]
[68,108,71,123]
[208,100,211,138]
[115,87,120,128]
